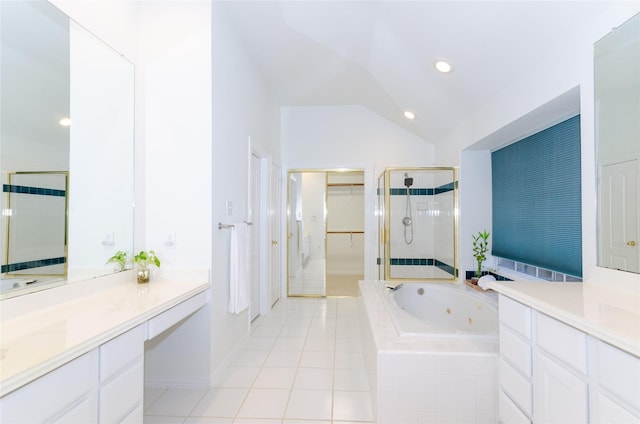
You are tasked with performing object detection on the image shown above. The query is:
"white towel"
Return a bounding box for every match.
[228,222,250,314]
[478,274,496,291]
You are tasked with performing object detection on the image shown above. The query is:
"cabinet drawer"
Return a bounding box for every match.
[499,359,532,416]
[594,340,640,411]
[99,359,144,423]
[595,392,640,423]
[147,291,207,339]
[535,312,587,374]
[499,295,532,340]
[500,324,532,376]
[0,351,96,423]
[499,390,531,424]
[100,324,145,383]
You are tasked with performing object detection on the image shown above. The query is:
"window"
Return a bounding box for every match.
[491,115,582,279]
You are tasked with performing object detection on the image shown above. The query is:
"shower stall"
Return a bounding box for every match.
[377,167,458,281]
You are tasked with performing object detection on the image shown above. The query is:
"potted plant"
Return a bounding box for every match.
[472,230,490,280]
[133,250,161,284]
[106,250,129,271]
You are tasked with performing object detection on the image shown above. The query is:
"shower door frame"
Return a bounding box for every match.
[379,167,459,282]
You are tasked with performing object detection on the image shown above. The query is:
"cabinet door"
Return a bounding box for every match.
[593,392,640,424]
[533,352,588,423]
[0,351,98,423]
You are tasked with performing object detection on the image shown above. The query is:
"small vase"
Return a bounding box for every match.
[136,265,150,284]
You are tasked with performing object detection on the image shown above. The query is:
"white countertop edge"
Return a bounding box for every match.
[0,281,209,398]
[489,281,640,358]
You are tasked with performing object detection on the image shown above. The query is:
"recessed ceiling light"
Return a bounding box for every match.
[59,117,71,127]
[434,59,453,73]
[404,111,416,120]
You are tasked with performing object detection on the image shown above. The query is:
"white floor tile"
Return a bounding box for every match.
[145,388,207,417]
[233,349,269,367]
[243,336,276,350]
[190,388,248,418]
[293,367,334,390]
[304,337,335,352]
[335,351,366,370]
[183,417,232,424]
[234,419,281,424]
[144,415,186,424]
[333,390,374,422]
[283,420,331,424]
[253,367,297,389]
[237,389,290,419]
[211,366,259,388]
[299,350,334,368]
[272,337,306,351]
[251,325,283,337]
[285,389,333,421]
[334,369,370,391]
[264,349,302,368]
[307,325,336,338]
[144,387,166,411]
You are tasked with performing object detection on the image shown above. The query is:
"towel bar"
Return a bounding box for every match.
[218,221,253,230]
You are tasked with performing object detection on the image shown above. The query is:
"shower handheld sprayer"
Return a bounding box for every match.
[403,173,414,244]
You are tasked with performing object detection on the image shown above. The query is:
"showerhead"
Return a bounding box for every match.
[404,174,413,188]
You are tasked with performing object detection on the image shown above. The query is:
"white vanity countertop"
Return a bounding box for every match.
[489,280,640,357]
[0,271,209,397]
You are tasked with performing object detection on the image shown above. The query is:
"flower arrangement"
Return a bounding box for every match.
[106,250,129,271]
[472,230,490,278]
[133,250,161,284]
[106,249,161,283]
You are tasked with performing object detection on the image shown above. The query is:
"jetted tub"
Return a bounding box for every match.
[358,280,499,423]
[383,281,498,338]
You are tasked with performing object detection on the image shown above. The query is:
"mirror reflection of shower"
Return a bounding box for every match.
[403,173,414,244]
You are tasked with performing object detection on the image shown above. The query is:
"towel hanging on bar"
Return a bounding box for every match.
[228,222,250,314]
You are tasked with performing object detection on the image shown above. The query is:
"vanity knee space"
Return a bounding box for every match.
[497,294,640,424]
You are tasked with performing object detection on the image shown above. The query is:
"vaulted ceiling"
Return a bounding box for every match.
[221,1,635,144]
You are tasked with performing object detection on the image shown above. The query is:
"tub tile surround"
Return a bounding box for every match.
[358,281,499,424]
[488,271,640,357]
[0,268,210,397]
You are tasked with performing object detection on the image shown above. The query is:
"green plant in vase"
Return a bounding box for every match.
[133,250,161,284]
[106,250,130,271]
[472,230,490,279]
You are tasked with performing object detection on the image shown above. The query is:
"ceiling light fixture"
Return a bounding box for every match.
[59,117,71,127]
[434,59,453,74]
[404,111,416,120]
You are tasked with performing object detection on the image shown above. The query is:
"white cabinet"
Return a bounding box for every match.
[498,296,533,423]
[533,351,588,423]
[0,351,98,423]
[497,294,640,424]
[0,326,145,424]
[98,324,145,423]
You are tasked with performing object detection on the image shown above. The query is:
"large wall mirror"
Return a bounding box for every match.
[595,12,640,274]
[0,1,135,298]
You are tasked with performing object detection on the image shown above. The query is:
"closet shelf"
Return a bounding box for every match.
[327,183,364,187]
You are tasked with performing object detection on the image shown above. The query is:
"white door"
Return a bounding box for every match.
[599,160,639,272]
[269,163,282,305]
[249,153,261,321]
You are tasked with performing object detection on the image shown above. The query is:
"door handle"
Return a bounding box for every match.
[627,241,637,246]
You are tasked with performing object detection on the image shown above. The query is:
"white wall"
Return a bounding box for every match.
[282,105,436,279]
[443,4,640,284]
[211,3,280,374]
[137,0,213,385]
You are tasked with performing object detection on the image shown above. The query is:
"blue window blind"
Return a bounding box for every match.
[491,115,582,278]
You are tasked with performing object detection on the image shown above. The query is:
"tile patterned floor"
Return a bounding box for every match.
[144,297,374,424]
